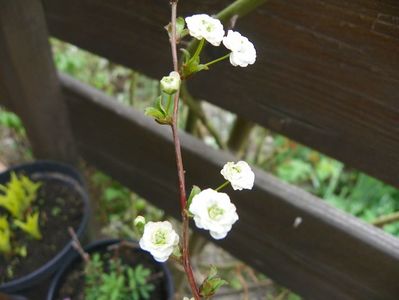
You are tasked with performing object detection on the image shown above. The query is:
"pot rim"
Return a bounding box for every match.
[0,160,90,292]
[47,238,174,300]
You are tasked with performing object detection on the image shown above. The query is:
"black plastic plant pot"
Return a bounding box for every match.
[47,239,174,300]
[0,160,90,294]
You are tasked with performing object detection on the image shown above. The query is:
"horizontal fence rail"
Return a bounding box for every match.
[43,0,399,188]
[61,73,399,300]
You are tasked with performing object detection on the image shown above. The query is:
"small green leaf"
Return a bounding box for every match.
[172,245,182,259]
[180,48,191,64]
[145,107,165,119]
[187,185,201,209]
[181,56,209,78]
[14,211,42,240]
[199,266,228,298]
[176,17,186,37]
[145,96,172,125]
[155,96,167,115]
[197,64,209,72]
[165,17,187,42]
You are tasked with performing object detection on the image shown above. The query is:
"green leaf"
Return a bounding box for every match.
[180,48,191,64]
[199,266,228,298]
[155,96,167,115]
[14,211,42,240]
[176,17,186,38]
[145,107,165,119]
[181,56,210,78]
[187,185,201,209]
[165,17,187,42]
[145,96,172,125]
[0,217,11,254]
[197,64,209,72]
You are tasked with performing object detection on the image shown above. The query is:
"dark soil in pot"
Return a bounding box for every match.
[0,178,83,282]
[49,239,174,300]
[0,161,89,296]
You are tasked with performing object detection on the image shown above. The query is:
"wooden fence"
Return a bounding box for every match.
[1,0,399,299]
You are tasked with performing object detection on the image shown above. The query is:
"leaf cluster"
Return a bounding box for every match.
[84,253,155,300]
[0,172,41,219]
[0,172,42,257]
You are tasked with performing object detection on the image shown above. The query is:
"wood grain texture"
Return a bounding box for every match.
[43,0,399,187]
[61,73,399,300]
[0,0,77,162]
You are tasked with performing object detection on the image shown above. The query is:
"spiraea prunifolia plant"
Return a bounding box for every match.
[137,1,258,299]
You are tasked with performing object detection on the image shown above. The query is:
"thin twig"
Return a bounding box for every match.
[235,264,249,300]
[68,227,89,263]
[372,211,399,227]
[169,1,201,299]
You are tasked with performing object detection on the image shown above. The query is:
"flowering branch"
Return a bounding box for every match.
[169,2,202,299]
[139,1,260,299]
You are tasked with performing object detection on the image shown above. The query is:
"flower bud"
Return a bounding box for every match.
[134,215,146,227]
[160,71,181,95]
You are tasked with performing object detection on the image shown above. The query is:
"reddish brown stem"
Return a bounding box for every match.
[169,1,201,299]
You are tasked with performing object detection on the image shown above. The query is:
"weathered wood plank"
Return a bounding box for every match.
[61,73,399,300]
[0,0,76,162]
[0,80,12,110]
[43,0,399,187]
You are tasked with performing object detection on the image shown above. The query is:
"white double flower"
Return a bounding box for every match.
[221,161,255,190]
[189,189,239,240]
[139,221,179,262]
[185,14,257,68]
[223,30,257,67]
[185,14,225,46]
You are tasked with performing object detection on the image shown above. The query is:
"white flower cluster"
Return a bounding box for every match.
[139,161,254,262]
[185,14,256,67]
[188,161,255,240]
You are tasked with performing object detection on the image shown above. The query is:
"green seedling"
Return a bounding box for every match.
[84,253,155,300]
[126,264,155,300]
[14,211,42,240]
[0,216,11,255]
[0,172,41,220]
[0,173,43,262]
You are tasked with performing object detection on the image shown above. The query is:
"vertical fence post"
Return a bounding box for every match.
[0,0,77,163]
